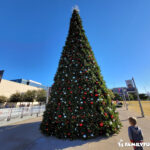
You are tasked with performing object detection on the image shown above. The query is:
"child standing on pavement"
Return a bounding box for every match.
[128,117,144,150]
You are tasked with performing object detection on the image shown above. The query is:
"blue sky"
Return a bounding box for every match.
[0,0,150,93]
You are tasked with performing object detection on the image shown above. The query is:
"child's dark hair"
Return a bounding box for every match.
[128,117,137,125]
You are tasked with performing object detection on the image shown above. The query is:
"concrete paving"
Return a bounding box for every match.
[0,108,150,150]
[0,113,43,127]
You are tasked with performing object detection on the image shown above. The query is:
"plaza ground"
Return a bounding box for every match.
[0,107,150,150]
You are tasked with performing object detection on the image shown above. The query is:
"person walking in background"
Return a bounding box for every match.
[128,117,144,150]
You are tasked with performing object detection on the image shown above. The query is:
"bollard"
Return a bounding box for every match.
[38,105,41,115]
[7,108,12,121]
[20,107,24,118]
[30,106,33,116]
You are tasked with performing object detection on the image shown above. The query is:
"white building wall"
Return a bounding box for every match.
[0,79,41,98]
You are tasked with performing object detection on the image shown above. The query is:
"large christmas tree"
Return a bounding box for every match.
[40,8,122,140]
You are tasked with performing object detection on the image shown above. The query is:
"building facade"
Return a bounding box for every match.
[112,87,127,96]
[0,79,42,98]
[11,79,47,90]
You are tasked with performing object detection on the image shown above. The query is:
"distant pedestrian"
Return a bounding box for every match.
[128,117,144,150]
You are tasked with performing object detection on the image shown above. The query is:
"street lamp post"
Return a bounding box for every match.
[122,88,128,110]
[132,77,144,117]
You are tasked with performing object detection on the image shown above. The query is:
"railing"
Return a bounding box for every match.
[0,105,45,122]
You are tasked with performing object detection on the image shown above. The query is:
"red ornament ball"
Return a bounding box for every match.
[58,115,62,118]
[67,133,71,136]
[99,122,104,127]
[104,113,107,116]
[80,107,83,110]
[79,123,83,127]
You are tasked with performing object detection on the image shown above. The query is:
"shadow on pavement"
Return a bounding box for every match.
[120,118,128,122]
[0,121,41,133]
[25,135,109,150]
[0,121,111,150]
[137,116,144,119]
[0,121,42,150]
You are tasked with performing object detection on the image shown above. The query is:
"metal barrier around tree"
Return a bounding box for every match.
[0,105,45,122]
